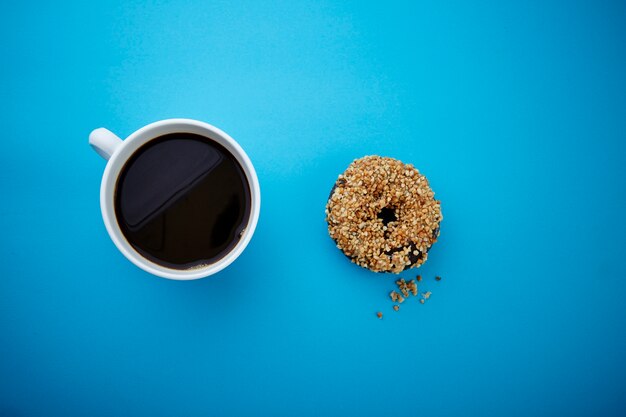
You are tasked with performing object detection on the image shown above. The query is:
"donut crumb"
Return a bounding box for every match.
[377,312,383,319]
[390,290,405,303]
[396,278,410,297]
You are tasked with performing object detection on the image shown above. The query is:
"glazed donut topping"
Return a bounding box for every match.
[325,156,442,273]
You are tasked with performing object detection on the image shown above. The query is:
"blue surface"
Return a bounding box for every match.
[1,1,626,416]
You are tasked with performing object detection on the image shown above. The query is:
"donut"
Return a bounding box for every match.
[325,156,442,273]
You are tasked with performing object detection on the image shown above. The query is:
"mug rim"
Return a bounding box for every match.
[99,118,261,280]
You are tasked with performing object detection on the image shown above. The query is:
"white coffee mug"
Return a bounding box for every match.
[89,119,261,280]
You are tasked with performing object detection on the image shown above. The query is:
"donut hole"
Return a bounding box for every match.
[377,206,397,226]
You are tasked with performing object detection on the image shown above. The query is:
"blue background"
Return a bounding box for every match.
[1,0,625,416]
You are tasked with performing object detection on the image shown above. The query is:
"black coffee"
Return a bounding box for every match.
[114,133,252,270]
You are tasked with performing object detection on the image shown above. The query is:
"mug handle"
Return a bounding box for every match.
[89,128,123,160]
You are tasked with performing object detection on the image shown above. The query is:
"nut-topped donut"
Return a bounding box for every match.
[325,156,442,273]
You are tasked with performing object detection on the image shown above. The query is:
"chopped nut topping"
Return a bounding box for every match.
[419,299,425,304]
[393,305,400,311]
[423,291,432,300]
[377,312,383,319]
[326,156,442,273]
